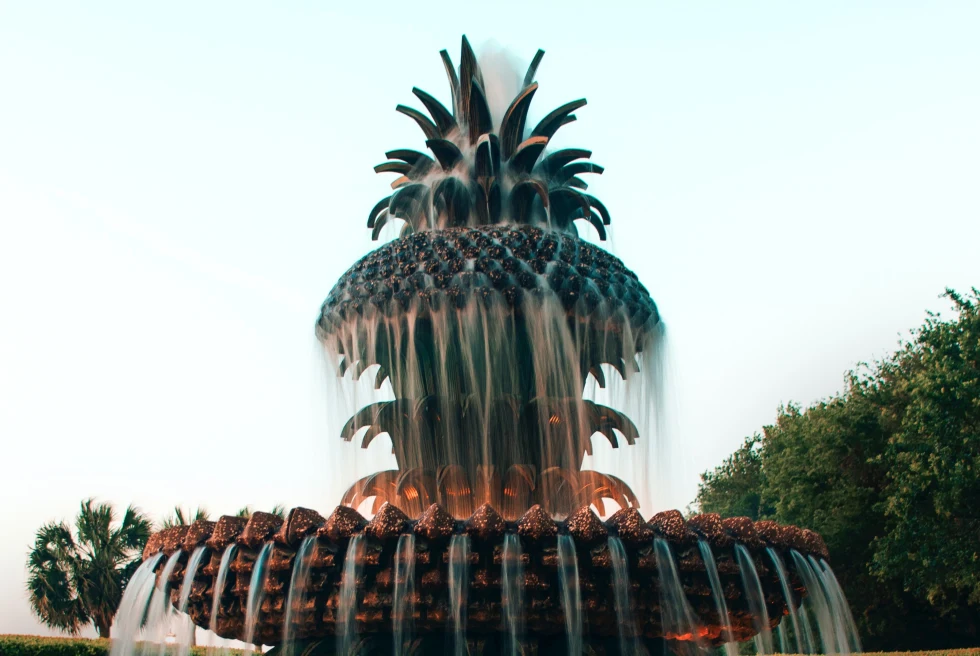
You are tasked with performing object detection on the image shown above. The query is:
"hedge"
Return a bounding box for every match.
[2,636,978,656]
[0,636,247,656]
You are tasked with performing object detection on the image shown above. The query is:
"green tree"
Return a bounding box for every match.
[235,504,285,519]
[160,506,210,529]
[26,499,152,637]
[697,435,771,519]
[694,288,980,649]
[872,289,980,619]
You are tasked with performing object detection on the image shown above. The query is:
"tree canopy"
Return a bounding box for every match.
[26,499,152,637]
[696,288,980,649]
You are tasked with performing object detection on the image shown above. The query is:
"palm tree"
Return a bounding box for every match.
[26,499,152,637]
[235,504,286,519]
[160,506,210,529]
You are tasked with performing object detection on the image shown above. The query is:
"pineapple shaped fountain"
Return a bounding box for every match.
[128,36,859,656]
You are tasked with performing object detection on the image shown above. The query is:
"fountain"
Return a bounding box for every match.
[121,36,859,655]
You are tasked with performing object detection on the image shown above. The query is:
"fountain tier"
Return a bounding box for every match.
[140,506,829,651]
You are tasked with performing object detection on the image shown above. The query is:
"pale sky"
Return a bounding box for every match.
[2,1,979,638]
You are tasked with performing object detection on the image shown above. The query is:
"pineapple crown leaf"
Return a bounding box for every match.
[369,35,610,241]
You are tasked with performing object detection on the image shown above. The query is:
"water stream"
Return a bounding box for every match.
[817,559,862,653]
[282,536,316,656]
[448,534,470,656]
[791,550,840,655]
[609,536,640,655]
[766,547,807,654]
[557,534,583,655]
[337,535,366,656]
[502,533,523,656]
[207,545,238,656]
[653,538,699,647]
[734,544,773,655]
[392,534,416,656]
[243,542,274,652]
[698,541,737,656]
[109,553,164,656]
[143,551,183,655]
[176,546,208,656]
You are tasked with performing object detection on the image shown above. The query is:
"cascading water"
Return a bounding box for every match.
[734,544,773,655]
[557,534,582,655]
[501,533,523,656]
[448,534,470,656]
[653,538,699,645]
[243,542,274,652]
[791,550,841,655]
[109,553,163,656]
[177,546,208,656]
[392,533,416,656]
[207,545,238,656]
[766,547,808,654]
[699,541,737,656]
[608,536,640,656]
[141,551,182,655]
[809,555,863,655]
[818,559,862,653]
[337,535,366,656]
[282,536,316,656]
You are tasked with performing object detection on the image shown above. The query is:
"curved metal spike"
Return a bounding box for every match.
[567,176,588,190]
[370,210,390,241]
[459,36,480,123]
[396,104,440,140]
[531,99,587,140]
[399,221,414,238]
[524,49,545,88]
[473,179,501,224]
[440,49,460,117]
[433,176,470,227]
[468,77,493,144]
[373,161,412,175]
[557,162,604,183]
[585,193,611,225]
[367,196,391,229]
[549,187,591,232]
[375,365,389,390]
[488,181,502,223]
[510,179,549,224]
[426,138,463,170]
[390,175,411,190]
[579,213,607,240]
[385,149,434,167]
[500,83,538,159]
[537,148,592,177]
[509,136,549,174]
[389,184,430,231]
[588,364,606,388]
[341,401,388,440]
[475,134,500,186]
[412,87,457,135]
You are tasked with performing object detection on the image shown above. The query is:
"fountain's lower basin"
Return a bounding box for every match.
[142,504,827,649]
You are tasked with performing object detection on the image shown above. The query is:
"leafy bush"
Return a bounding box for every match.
[0,636,245,656]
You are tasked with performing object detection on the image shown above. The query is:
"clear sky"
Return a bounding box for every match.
[1,1,979,638]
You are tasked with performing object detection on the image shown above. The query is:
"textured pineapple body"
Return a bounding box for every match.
[318,225,658,338]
